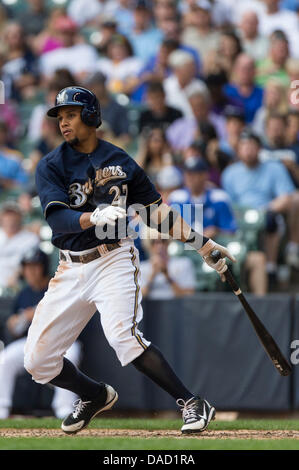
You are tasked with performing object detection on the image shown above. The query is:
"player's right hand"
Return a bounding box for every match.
[90,206,126,227]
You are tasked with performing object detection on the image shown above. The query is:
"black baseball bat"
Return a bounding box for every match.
[210,250,292,376]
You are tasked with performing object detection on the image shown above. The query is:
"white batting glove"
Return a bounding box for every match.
[198,239,236,281]
[90,206,126,227]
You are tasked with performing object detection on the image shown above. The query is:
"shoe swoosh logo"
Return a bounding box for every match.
[197,403,207,420]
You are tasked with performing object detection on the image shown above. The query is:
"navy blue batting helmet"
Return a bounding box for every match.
[47,86,102,128]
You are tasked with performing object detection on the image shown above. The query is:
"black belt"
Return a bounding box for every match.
[59,242,121,264]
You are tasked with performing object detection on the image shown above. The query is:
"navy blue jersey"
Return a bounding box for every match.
[35,139,162,251]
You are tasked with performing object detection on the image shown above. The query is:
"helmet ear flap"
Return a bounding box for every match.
[81,106,102,127]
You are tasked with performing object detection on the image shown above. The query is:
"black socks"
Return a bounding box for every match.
[50,346,194,403]
[50,357,105,401]
[132,344,193,401]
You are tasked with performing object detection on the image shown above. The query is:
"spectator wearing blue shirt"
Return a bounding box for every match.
[168,157,237,240]
[221,130,299,279]
[127,0,163,63]
[224,54,264,124]
[0,121,29,190]
[169,156,267,294]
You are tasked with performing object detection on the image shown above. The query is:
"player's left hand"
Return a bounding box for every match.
[90,206,126,227]
[198,239,236,282]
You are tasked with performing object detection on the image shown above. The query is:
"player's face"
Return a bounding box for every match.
[57,106,91,146]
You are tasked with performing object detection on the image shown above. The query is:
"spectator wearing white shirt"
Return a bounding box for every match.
[67,0,118,27]
[140,229,196,300]
[0,202,40,289]
[239,11,269,62]
[39,16,98,81]
[96,34,143,96]
[163,49,208,118]
[258,0,298,42]
[181,0,220,61]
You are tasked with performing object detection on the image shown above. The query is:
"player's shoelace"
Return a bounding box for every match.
[176,397,202,423]
[72,399,91,419]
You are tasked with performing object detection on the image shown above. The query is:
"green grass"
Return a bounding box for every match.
[1,417,299,431]
[0,418,299,450]
[0,437,299,450]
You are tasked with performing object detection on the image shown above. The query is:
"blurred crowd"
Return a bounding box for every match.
[1,0,299,304]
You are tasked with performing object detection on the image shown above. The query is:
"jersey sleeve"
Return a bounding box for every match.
[128,161,162,208]
[35,159,70,218]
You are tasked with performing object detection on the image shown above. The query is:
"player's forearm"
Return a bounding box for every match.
[79,212,94,230]
[148,202,209,249]
[47,207,89,233]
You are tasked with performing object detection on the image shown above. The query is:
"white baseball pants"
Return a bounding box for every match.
[24,239,150,384]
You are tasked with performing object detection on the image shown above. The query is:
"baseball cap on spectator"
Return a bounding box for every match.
[156,166,183,190]
[191,0,212,11]
[183,157,209,172]
[54,16,78,33]
[239,129,261,146]
[224,105,246,122]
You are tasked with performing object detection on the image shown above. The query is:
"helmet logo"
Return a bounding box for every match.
[56,89,68,105]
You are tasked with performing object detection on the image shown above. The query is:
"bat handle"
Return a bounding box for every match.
[210,249,241,295]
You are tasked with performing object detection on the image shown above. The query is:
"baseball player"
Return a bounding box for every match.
[24,86,235,434]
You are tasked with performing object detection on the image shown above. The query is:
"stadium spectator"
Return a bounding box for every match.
[0,121,29,190]
[258,0,298,43]
[2,21,38,101]
[31,8,67,56]
[85,71,131,147]
[169,157,237,239]
[164,50,208,118]
[204,30,243,79]
[67,0,118,28]
[39,16,98,80]
[0,248,81,419]
[223,53,263,124]
[204,71,240,116]
[127,0,163,62]
[259,113,299,187]
[168,156,267,295]
[154,0,178,28]
[219,105,246,160]
[132,38,179,102]
[0,202,39,289]
[28,116,63,174]
[136,127,173,183]
[157,15,201,72]
[221,130,299,280]
[238,11,269,62]
[156,164,183,202]
[96,34,143,96]
[286,109,299,146]
[138,80,182,134]
[252,79,288,137]
[181,0,220,61]
[166,84,226,152]
[114,0,135,35]
[256,30,290,88]
[140,229,196,299]
[20,0,48,38]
